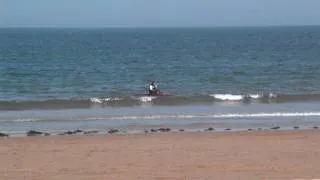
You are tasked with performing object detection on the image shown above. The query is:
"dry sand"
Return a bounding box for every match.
[0,130,320,180]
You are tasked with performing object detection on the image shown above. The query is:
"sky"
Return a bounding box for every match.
[1,0,320,28]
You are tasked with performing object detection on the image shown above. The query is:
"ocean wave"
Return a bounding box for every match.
[90,96,157,103]
[81,112,320,121]
[209,93,277,101]
[90,97,123,103]
[210,94,244,101]
[1,93,320,110]
[3,112,320,123]
[0,118,43,123]
[0,99,92,110]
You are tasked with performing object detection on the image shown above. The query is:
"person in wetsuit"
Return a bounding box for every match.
[148,81,159,96]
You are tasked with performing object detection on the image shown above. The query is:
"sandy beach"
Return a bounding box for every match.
[0,130,320,180]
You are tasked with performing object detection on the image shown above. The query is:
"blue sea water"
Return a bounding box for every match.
[1,26,320,132]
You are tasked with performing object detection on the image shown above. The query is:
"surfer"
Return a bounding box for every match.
[148,81,159,96]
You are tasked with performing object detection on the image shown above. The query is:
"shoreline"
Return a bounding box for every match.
[0,124,319,138]
[1,130,320,180]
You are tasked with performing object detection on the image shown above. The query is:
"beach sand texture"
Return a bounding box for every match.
[0,130,320,180]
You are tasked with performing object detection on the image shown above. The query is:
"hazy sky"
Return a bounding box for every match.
[1,0,320,27]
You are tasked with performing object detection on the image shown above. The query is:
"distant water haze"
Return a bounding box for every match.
[1,0,320,27]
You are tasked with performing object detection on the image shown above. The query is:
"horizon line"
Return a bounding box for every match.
[1,24,320,29]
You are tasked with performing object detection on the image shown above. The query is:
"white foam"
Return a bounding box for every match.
[249,94,261,99]
[2,118,42,123]
[86,112,320,121]
[210,94,244,101]
[137,96,157,102]
[213,112,320,118]
[90,97,123,104]
[90,98,102,103]
[210,94,264,101]
[268,93,277,98]
[103,97,122,101]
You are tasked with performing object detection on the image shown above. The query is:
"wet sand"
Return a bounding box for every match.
[0,130,320,180]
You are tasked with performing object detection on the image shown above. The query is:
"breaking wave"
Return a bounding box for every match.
[3,112,320,123]
[1,93,320,110]
[86,112,320,120]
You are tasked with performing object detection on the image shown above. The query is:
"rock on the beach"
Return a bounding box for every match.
[293,126,300,129]
[74,130,83,133]
[108,129,119,134]
[158,128,171,132]
[62,131,74,135]
[84,130,99,135]
[60,130,84,135]
[270,126,280,130]
[150,129,158,132]
[225,128,231,131]
[205,127,214,131]
[27,130,43,136]
[0,133,9,137]
[179,129,185,132]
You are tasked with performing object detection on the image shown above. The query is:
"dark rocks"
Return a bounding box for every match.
[150,129,158,133]
[59,130,84,135]
[293,126,299,129]
[205,127,215,131]
[179,129,185,132]
[313,126,318,129]
[60,131,74,135]
[225,128,231,131]
[257,128,263,131]
[158,128,171,132]
[74,129,83,133]
[84,130,98,135]
[44,132,50,136]
[0,132,9,137]
[248,128,254,131]
[108,129,119,134]
[148,128,171,132]
[27,130,43,136]
[270,126,280,130]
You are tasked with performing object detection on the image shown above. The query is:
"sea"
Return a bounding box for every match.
[1,26,320,134]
